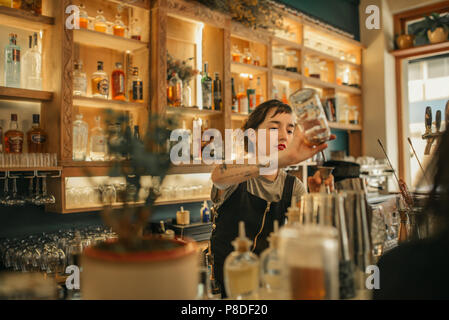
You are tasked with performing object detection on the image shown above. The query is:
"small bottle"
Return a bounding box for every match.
[231,78,238,113]
[94,9,107,33]
[130,67,143,103]
[90,116,107,161]
[281,87,288,104]
[20,35,32,89]
[247,76,256,113]
[201,62,212,110]
[4,33,21,88]
[224,221,259,299]
[27,114,47,153]
[113,10,125,37]
[213,72,222,111]
[255,76,264,106]
[167,72,181,107]
[5,114,24,154]
[112,62,126,101]
[243,48,252,64]
[25,32,42,90]
[0,119,4,153]
[130,18,142,41]
[237,84,248,114]
[73,60,87,96]
[260,220,283,296]
[200,200,210,223]
[91,61,109,99]
[78,3,89,29]
[72,114,88,161]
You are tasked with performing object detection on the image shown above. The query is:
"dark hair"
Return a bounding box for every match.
[242,100,292,152]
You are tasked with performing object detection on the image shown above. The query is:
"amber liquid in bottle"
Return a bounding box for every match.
[112,62,126,101]
[5,114,24,154]
[289,266,326,300]
[27,114,47,153]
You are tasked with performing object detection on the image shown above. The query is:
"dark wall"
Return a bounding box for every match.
[276,0,360,41]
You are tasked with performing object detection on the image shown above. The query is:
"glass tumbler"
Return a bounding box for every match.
[289,88,331,146]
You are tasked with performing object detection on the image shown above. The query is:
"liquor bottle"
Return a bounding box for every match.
[130,18,142,41]
[4,33,21,88]
[247,76,256,113]
[167,72,181,107]
[281,87,288,104]
[0,119,4,153]
[112,62,126,101]
[201,62,212,110]
[21,32,42,90]
[27,114,47,153]
[224,221,259,299]
[237,84,248,114]
[12,0,18,8]
[129,67,143,103]
[231,78,238,113]
[89,116,107,161]
[94,9,107,33]
[91,61,109,99]
[73,60,87,96]
[256,76,264,106]
[78,3,88,29]
[213,72,222,111]
[72,114,88,161]
[5,114,24,154]
[113,10,125,37]
[260,220,282,295]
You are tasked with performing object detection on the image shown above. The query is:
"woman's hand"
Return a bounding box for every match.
[308,171,335,193]
[278,126,336,168]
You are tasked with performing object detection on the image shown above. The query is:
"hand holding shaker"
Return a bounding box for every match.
[289,88,331,146]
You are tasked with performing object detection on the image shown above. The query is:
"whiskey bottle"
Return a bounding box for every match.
[231,78,238,113]
[201,62,212,110]
[91,61,109,99]
[129,67,143,103]
[5,114,24,154]
[213,72,222,111]
[4,33,21,88]
[112,62,126,101]
[89,116,107,161]
[27,114,47,153]
[73,60,87,96]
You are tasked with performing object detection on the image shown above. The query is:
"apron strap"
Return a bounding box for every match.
[281,173,296,204]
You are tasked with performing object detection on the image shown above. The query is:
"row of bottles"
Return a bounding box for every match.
[0,114,47,154]
[231,76,264,114]
[72,113,141,162]
[4,33,42,90]
[231,45,262,66]
[0,0,42,15]
[73,60,143,102]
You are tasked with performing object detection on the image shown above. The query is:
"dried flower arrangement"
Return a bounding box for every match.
[167,53,200,82]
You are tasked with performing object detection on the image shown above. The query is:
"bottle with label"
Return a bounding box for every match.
[200,200,210,223]
[231,78,238,113]
[113,9,125,37]
[112,62,126,101]
[5,114,24,154]
[260,220,283,296]
[0,119,4,153]
[94,9,107,33]
[256,76,264,106]
[78,3,88,29]
[167,72,181,107]
[4,33,21,88]
[72,114,88,161]
[201,62,212,110]
[23,32,41,90]
[224,221,259,299]
[130,67,143,103]
[91,61,109,99]
[90,116,107,161]
[237,85,248,114]
[73,60,87,96]
[213,72,222,111]
[247,76,256,113]
[27,114,47,153]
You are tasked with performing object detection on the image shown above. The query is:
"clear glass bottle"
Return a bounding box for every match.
[130,18,142,41]
[231,45,241,63]
[4,33,21,88]
[286,50,298,73]
[94,9,107,33]
[72,114,88,161]
[243,48,252,65]
[181,80,192,107]
[224,221,259,299]
[78,3,88,29]
[4,114,24,154]
[129,67,143,103]
[260,220,283,296]
[91,61,109,99]
[90,116,107,161]
[26,32,42,90]
[113,10,125,37]
[73,60,87,96]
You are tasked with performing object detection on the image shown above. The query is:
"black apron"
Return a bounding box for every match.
[210,174,295,298]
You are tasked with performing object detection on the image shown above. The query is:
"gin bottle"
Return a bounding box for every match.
[4,33,21,88]
[26,32,42,90]
[73,114,88,161]
[91,61,109,99]
[90,116,107,161]
[73,60,87,96]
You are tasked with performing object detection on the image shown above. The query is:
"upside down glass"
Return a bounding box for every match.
[289,88,331,147]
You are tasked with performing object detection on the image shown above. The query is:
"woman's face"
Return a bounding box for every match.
[257,109,295,156]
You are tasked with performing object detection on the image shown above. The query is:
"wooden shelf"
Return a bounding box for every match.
[154,196,210,206]
[390,41,449,58]
[329,122,362,131]
[0,6,54,31]
[0,166,62,172]
[73,96,146,110]
[231,62,269,75]
[231,113,249,121]
[272,68,303,81]
[303,46,360,68]
[73,28,149,52]
[303,77,362,95]
[168,163,214,174]
[166,106,222,116]
[335,84,362,95]
[272,37,303,50]
[0,86,53,102]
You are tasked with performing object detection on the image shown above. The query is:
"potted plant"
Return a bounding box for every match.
[167,53,199,108]
[415,12,449,44]
[80,112,200,300]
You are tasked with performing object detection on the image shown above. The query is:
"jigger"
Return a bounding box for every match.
[316,166,334,194]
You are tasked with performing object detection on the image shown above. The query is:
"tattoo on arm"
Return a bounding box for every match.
[220,163,227,173]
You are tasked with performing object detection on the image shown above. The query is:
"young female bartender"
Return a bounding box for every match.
[210,99,335,297]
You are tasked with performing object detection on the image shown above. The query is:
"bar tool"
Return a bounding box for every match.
[407,137,430,185]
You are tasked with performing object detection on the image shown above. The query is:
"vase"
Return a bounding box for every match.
[427,27,448,44]
[182,81,192,107]
[81,236,199,299]
[396,34,415,49]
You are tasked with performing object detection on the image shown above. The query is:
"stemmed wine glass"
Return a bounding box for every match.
[40,176,56,204]
[0,178,10,205]
[24,177,35,204]
[7,176,26,206]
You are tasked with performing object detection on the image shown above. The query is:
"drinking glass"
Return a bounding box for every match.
[40,177,55,204]
[7,177,26,206]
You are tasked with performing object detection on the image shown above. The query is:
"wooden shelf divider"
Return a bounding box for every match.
[73,28,149,52]
[0,6,54,30]
[0,86,53,102]
[166,106,223,116]
[73,96,146,110]
[390,41,449,58]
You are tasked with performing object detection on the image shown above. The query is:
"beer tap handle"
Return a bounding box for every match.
[436,110,442,133]
[425,106,432,134]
